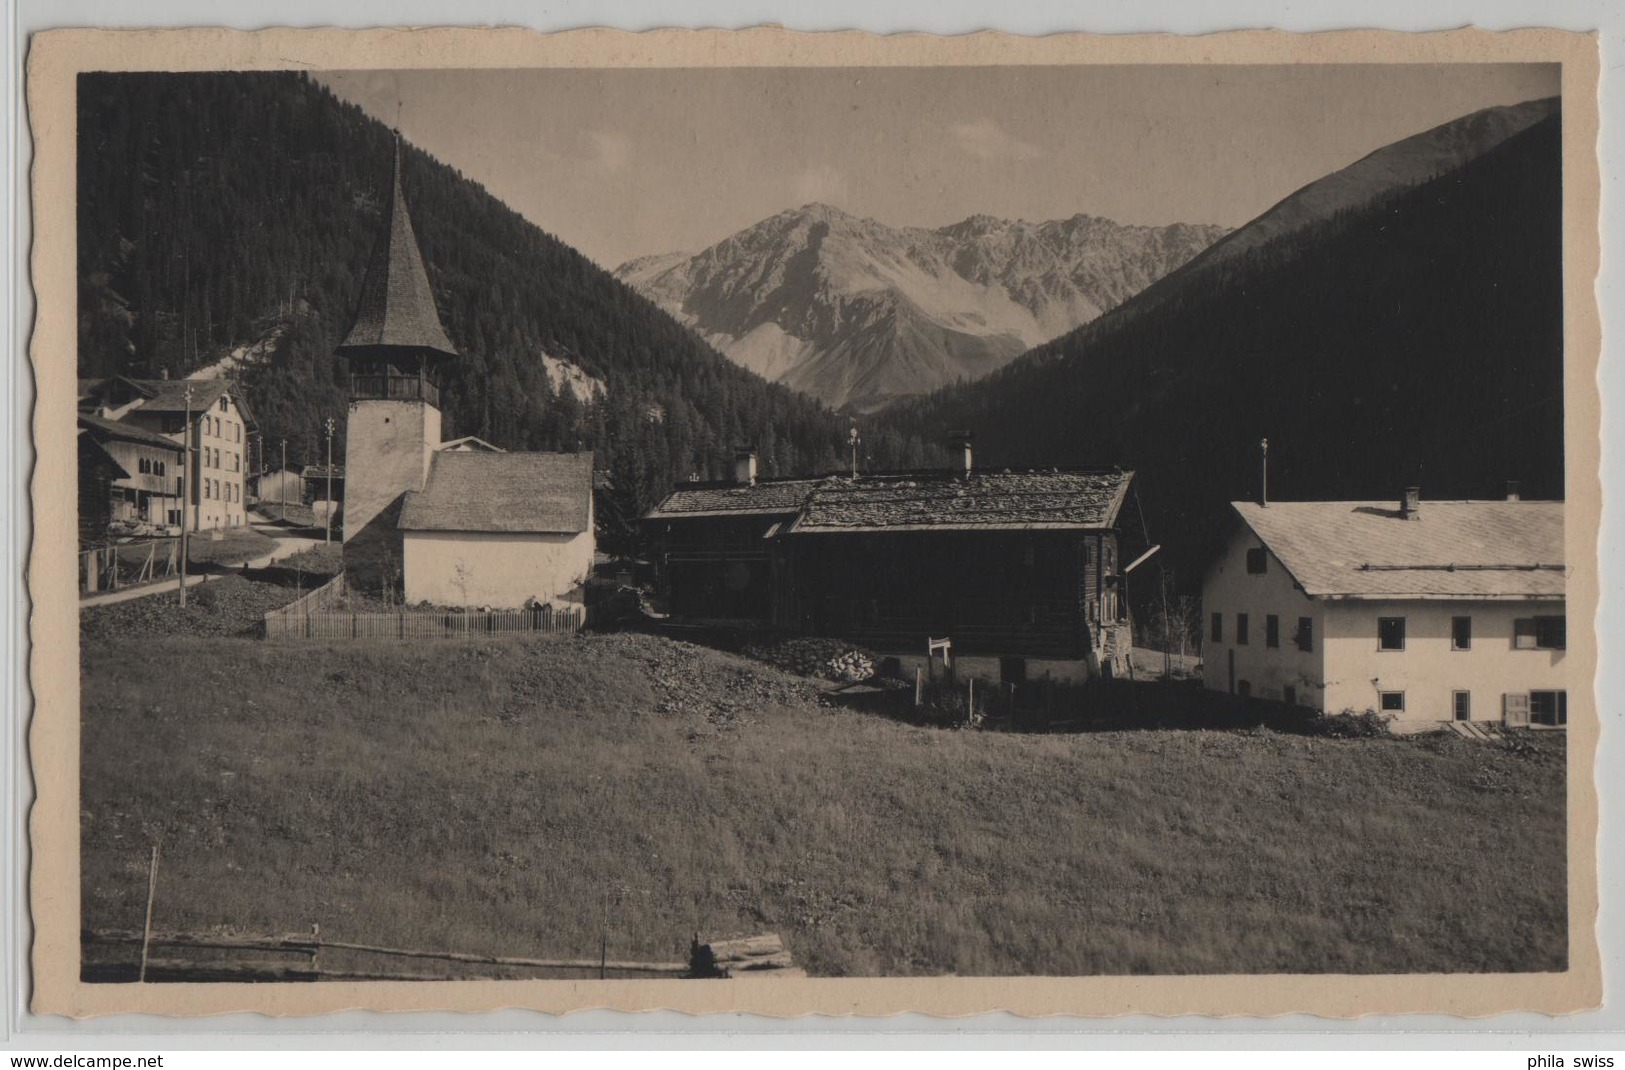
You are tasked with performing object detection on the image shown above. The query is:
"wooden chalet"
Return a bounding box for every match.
[644,450,819,624]
[645,439,1138,681]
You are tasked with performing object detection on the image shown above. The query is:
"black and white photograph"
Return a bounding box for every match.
[26,26,1601,1018]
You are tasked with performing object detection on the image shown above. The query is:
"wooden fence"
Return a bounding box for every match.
[82,927,688,983]
[263,576,586,640]
[81,927,797,983]
[79,538,179,596]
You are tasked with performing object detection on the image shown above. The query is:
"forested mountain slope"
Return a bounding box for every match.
[887,110,1564,587]
[77,72,935,527]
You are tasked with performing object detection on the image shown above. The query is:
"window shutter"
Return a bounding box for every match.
[1502,692,1531,727]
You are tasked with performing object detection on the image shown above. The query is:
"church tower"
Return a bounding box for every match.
[337,137,460,593]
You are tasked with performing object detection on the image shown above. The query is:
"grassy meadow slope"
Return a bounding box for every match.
[81,633,1565,977]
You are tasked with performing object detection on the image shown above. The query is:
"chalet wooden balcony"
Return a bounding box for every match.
[349,374,440,407]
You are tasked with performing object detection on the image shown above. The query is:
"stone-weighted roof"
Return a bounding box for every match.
[645,478,825,519]
[789,469,1133,533]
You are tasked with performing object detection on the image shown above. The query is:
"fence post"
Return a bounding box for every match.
[138,844,161,983]
[915,667,923,707]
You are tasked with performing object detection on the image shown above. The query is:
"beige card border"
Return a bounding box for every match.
[26,25,1603,1021]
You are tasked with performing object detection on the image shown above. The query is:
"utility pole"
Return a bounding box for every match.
[324,417,335,543]
[178,385,193,608]
[1260,437,1269,508]
[280,439,288,523]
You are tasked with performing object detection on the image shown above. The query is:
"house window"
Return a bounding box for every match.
[236,424,242,443]
[1210,612,1223,643]
[1530,690,1567,726]
[1236,613,1249,646]
[218,396,229,412]
[1513,616,1566,650]
[1378,616,1406,651]
[1379,691,1405,713]
[203,480,211,499]
[1452,616,1472,650]
[1453,691,1471,721]
[138,457,150,474]
[1295,617,1313,652]
[156,460,165,477]
[1246,547,1267,574]
[1265,614,1280,648]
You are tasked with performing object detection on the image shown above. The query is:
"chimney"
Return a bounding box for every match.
[1400,486,1422,520]
[732,448,758,487]
[948,430,974,478]
[1506,480,1522,502]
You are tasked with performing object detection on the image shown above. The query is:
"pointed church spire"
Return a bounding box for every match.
[338,134,459,360]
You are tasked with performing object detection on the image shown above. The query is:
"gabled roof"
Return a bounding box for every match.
[436,435,506,453]
[399,451,593,534]
[1231,499,1565,600]
[77,431,132,480]
[338,139,459,360]
[117,377,231,414]
[787,469,1134,534]
[645,478,825,520]
[77,412,185,452]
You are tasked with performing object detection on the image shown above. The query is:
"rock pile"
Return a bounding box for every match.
[744,637,877,683]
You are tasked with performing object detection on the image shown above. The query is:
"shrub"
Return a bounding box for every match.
[1303,708,1393,739]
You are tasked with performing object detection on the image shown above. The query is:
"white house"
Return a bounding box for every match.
[79,375,257,532]
[1201,488,1566,726]
[398,450,595,607]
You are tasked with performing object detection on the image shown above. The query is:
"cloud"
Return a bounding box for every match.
[792,164,850,207]
[951,119,1043,162]
[585,130,632,173]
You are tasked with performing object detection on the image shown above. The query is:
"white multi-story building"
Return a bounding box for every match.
[1202,489,1566,726]
[79,375,257,532]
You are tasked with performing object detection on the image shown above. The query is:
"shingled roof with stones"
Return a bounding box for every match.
[398,451,594,534]
[645,478,826,519]
[1231,499,1565,600]
[338,139,459,360]
[787,469,1134,533]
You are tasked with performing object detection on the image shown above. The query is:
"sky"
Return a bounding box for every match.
[319,64,1558,270]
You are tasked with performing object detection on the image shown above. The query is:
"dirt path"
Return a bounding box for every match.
[79,527,326,608]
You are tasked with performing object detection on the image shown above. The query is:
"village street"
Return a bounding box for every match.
[78,523,323,608]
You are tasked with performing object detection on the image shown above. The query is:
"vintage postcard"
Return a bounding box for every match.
[26,26,1601,1019]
